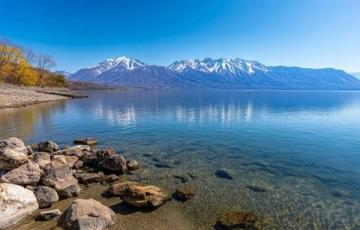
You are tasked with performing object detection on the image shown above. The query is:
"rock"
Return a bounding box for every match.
[247,185,266,193]
[81,151,98,167]
[34,186,59,208]
[58,199,115,230]
[74,138,97,145]
[0,137,28,169]
[1,161,41,186]
[55,176,81,198]
[104,174,119,183]
[74,160,84,169]
[33,152,51,169]
[215,169,235,180]
[26,145,34,155]
[109,181,170,208]
[37,209,61,221]
[54,145,90,158]
[95,148,116,158]
[0,183,39,229]
[126,160,139,171]
[75,172,104,185]
[41,162,81,198]
[97,155,127,174]
[52,155,79,168]
[38,141,59,153]
[175,186,195,201]
[173,174,190,183]
[216,211,258,230]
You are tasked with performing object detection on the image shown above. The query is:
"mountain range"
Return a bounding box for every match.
[68,56,360,90]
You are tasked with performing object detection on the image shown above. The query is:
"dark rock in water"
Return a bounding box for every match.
[81,151,98,167]
[75,172,104,185]
[175,186,195,201]
[37,209,61,221]
[247,186,266,193]
[58,199,115,230]
[73,138,97,145]
[97,154,127,174]
[38,141,59,153]
[104,174,119,183]
[215,169,234,180]
[173,175,189,183]
[216,211,258,230]
[34,186,59,208]
[154,161,174,168]
[142,153,152,157]
[126,160,139,171]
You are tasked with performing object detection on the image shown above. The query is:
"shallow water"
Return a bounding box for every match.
[1,90,360,229]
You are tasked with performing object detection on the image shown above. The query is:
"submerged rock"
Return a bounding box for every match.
[175,186,195,201]
[74,138,97,145]
[34,186,59,208]
[75,172,104,185]
[104,174,119,183]
[126,160,139,171]
[215,169,235,180]
[0,137,28,169]
[0,183,39,229]
[1,161,41,186]
[109,181,170,208]
[38,141,59,153]
[97,155,127,174]
[37,209,61,221]
[247,185,266,193]
[216,211,258,230]
[58,198,115,230]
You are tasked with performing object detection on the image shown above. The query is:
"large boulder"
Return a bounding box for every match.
[38,141,59,153]
[0,137,28,169]
[58,199,115,230]
[54,145,90,158]
[34,186,59,208]
[41,162,80,198]
[33,152,51,169]
[109,181,170,208]
[0,183,39,229]
[97,155,127,174]
[1,161,41,186]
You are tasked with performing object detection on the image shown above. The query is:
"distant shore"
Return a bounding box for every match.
[0,84,86,109]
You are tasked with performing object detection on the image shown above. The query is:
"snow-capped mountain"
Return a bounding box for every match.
[168,58,268,75]
[69,57,360,90]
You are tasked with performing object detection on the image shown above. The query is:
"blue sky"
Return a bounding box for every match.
[0,0,359,73]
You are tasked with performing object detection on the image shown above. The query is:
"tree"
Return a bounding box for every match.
[37,54,55,86]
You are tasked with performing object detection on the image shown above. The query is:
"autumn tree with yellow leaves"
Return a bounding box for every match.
[0,40,67,87]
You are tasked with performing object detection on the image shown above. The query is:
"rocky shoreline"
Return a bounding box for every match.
[0,137,261,230]
[0,84,86,109]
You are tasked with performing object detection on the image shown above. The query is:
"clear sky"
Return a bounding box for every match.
[0,0,359,73]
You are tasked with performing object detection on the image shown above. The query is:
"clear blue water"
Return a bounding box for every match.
[1,90,360,229]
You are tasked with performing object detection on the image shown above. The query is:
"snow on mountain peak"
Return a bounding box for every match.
[169,57,268,75]
[96,56,146,73]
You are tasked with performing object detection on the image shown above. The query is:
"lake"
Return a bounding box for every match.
[1,90,360,229]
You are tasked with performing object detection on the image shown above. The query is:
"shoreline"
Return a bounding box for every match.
[0,84,87,109]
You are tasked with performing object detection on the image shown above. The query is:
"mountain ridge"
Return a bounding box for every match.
[68,56,360,90]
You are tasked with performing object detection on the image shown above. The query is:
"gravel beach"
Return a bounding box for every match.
[0,84,74,109]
